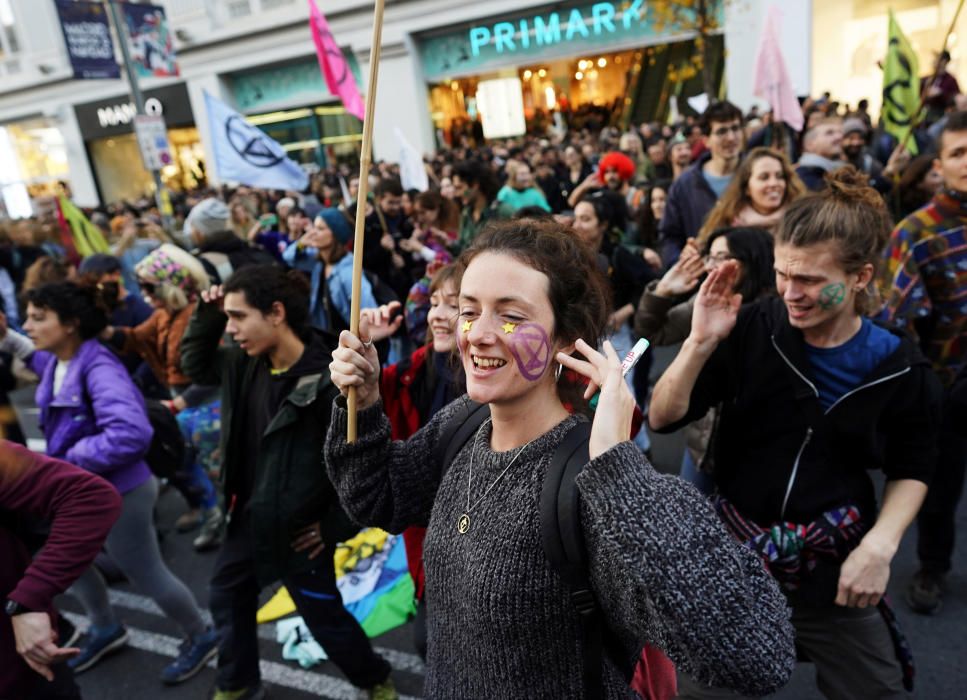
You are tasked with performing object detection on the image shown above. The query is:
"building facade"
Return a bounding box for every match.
[0,0,958,211]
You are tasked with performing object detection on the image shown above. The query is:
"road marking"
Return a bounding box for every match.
[63,612,422,700]
[79,588,425,674]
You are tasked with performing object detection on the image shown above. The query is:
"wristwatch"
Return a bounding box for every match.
[4,599,32,616]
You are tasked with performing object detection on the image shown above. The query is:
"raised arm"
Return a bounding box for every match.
[649,263,740,430]
[324,321,456,532]
[179,286,231,387]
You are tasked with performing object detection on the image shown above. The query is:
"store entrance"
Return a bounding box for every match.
[428,34,724,147]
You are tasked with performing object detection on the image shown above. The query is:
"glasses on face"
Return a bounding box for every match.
[703,253,735,267]
[711,124,743,138]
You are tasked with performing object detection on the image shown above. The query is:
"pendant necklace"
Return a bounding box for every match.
[457,418,536,534]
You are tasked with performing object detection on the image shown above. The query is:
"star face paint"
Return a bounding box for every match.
[506,322,552,381]
[818,282,846,310]
[501,322,517,334]
[462,319,473,333]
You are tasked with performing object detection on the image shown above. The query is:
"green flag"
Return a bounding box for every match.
[882,10,920,154]
[57,196,110,258]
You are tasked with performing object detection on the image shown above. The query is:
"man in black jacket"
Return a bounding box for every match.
[181,265,396,700]
[651,178,942,699]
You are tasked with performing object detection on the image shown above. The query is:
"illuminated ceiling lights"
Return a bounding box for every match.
[538,68,547,77]
[575,71,584,80]
[523,69,533,79]
[598,57,607,67]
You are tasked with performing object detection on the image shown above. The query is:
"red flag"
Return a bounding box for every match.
[753,6,804,132]
[308,0,366,120]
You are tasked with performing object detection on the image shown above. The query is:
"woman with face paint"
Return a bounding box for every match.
[651,168,943,699]
[326,219,795,698]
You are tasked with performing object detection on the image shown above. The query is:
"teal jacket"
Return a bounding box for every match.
[180,300,356,584]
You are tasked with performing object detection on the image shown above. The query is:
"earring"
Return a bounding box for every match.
[555,362,563,382]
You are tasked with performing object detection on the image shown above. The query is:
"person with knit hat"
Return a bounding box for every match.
[185,198,276,284]
[282,208,380,332]
[102,244,224,551]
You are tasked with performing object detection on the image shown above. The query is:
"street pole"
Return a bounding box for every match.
[105,0,173,232]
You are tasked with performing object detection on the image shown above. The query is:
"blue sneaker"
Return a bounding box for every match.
[161,627,219,685]
[68,624,128,673]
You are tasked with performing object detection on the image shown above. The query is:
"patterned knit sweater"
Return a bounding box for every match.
[325,397,796,698]
[879,190,967,386]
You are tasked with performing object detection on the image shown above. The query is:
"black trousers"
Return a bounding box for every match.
[209,517,391,692]
[916,395,967,574]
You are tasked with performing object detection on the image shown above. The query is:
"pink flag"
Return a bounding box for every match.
[308,0,366,120]
[753,6,804,132]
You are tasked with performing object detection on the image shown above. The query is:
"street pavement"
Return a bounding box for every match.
[61,347,966,698]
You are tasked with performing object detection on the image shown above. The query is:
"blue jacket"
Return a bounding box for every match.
[282,244,377,331]
[30,339,153,494]
[658,152,719,265]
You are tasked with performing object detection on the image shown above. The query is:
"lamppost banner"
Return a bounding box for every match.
[120,2,180,78]
[54,0,120,80]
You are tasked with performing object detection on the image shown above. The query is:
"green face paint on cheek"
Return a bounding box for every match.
[818,282,846,310]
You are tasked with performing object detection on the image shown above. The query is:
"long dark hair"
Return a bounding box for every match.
[704,227,776,302]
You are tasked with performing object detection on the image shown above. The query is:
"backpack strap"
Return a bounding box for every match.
[541,421,631,699]
[434,397,490,478]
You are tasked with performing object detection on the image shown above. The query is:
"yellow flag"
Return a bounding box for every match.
[57,196,110,258]
[882,10,920,155]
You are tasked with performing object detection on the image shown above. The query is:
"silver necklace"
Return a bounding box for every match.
[457,418,536,534]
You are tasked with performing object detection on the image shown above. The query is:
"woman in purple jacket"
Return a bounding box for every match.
[0,282,217,686]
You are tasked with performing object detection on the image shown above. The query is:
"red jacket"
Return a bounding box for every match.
[380,345,435,599]
[1,442,121,698]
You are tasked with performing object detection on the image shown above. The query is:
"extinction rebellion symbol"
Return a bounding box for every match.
[225,115,285,168]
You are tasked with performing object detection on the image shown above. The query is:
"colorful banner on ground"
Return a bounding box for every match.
[257,530,416,656]
[882,11,920,154]
[120,3,179,78]
[753,5,804,132]
[55,196,110,262]
[307,0,366,121]
[54,0,120,80]
[203,92,309,191]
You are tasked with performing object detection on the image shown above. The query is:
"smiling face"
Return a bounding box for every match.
[457,252,561,406]
[223,291,283,357]
[427,279,459,353]
[774,240,869,333]
[650,187,667,222]
[746,156,787,214]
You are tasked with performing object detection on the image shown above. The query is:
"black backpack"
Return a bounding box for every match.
[143,399,187,481]
[435,398,632,699]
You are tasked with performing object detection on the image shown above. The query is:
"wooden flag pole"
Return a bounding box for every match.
[347,0,386,442]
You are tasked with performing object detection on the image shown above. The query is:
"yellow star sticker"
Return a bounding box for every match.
[461,319,473,332]
[501,322,517,334]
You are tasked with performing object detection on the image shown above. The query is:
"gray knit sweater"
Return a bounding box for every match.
[325,397,796,699]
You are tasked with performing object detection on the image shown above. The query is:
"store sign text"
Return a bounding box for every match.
[97,97,164,128]
[469,0,644,56]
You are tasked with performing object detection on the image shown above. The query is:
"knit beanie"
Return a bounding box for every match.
[318,208,352,245]
[185,198,230,240]
[136,244,200,296]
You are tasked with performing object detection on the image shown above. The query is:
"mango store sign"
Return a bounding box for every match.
[418,0,713,81]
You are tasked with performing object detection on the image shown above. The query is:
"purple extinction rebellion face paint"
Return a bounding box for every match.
[506,322,552,381]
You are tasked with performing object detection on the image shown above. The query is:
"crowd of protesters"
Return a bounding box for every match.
[0,77,965,700]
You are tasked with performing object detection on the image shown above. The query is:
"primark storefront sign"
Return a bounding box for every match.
[417,0,718,81]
